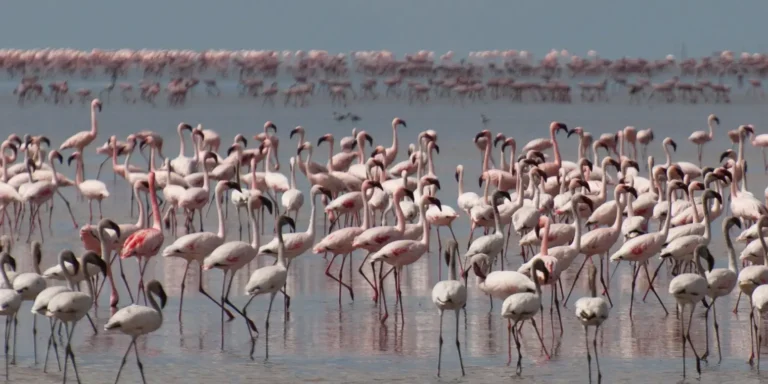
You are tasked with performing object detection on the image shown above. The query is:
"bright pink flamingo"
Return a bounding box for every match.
[120,172,163,303]
[688,114,719,166]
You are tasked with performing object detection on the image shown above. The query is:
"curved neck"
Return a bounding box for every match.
[662,189,674,238]
[148,290,164,316]
[551,128,562,166]
[149,181,161,230]
[134,184,145,228]
[304,148,315,178]
[0,262,11,289]
[249,203,260,249]
[725,227,738,274]
[612,190,624,230]
[289,159,297,189]
[98,226,110,261]
[394,192,406,233]
[482,138,491,173]
[215,187,226,238]
[60,256,76,290]
[90,106,98,136]
[49,158,59,187]
[307,191,319,237]
[420,202,431,246]
[541,219,551,255]
[570,202,583,251]
[177,129,186,158]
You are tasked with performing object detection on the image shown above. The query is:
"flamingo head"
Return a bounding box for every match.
[668,180,687,196]
[502,138,516,153]
[428,141,440,154]
[66,152,81,166]
[694,245,715,272]
[402,188,415,202]
[59,250,79,276]
[358,132,373,147]
[49,150,63,164]
[668,164,684,180]
[493,133,506,147]
[688,181,705,193]
[534,216,549,239]
[421,175,441,191]
[277,215,296,234]
[714,167,732,183]
[192,129,204,143]
[573,193,594,213]
[723,216,741,233]
[30,241,42,266]
[91,98,102,112]
[98,219,122,240]
[297,142,311,156]
[663,137,677,152]
[146,280,168,309]
[234,134,247,147]
[311,185,333,200]
[708,114,720,125]
[264,121,277,133]
[249,192,273,215]
[527,151,545,163]
[492,190,511,206]
[82,251,108,278]
[570,178,591,193]
[370,145,385,159]
[622,158,639,172]
[617,184,638,199]
[178,123,193,133]
[36,136,50,148]
[742,124,755,136]
[567,127,583,138]
[702,189,722,206]
[531,259,549,283]
[602,157,620,171]
[0,252,13,273]
[6,134,21,147]
[392,117,406,128]
[422,196,442,211]
[579,158,593,172]
[227,143,243,157]
[719,149,736,163]
[550,121,568,135]
[474,130,491,143]
[317,134,333,147]
[289,126,303,140]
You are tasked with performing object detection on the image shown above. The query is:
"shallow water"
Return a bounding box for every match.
[1,84,768,383]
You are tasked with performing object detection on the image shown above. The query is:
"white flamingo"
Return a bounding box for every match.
[432,240,466,377]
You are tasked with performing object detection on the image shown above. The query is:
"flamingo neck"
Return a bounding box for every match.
[307,191,318,237]
[178,129,186,158]
[612,191,624,230]
[570,202,582,251]
[725,229,738,274]
[499,145,508,172]
[664,145,671,167]
[708,120,715,140]
[702,199,712,240]
[551,128,562,166]
[98,226,110,259]
[276,227,286,268]
[75,157,84,185]
[289,160,297,189]
[457,168,465,195]
[390,124,398,158]
[541,220,550,255]
[215,187,226,239]
[361,187,371,230]
[661,189,674,239]
[482,137,491,173]
[508,147,516,174]
[148,290,163,316]
[326,139,335,169]
[420,202,430,246]
[135,184,145,228]
[149,180,161,230]
[90,106,98,136]
[689,188,701,223]
[202,161,210,191]
[356,138,365,164]
[59,255,76,291]
[394,192,406,233]
[49,158,59,187]
[249,205,260,249]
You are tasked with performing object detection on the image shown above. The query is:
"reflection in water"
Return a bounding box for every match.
[4,94,768,383]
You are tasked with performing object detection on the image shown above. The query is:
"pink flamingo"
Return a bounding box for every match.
[382,118,406,166]
[120,172,163,304]
[537,122,569,177]
[60,99,102,177]
[688,114,720,166]
[748,127,768,173]
[370,194,442,323]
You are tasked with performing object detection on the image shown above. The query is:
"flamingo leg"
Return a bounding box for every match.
[113,339,134,384]
[584,326,592,383]
[133,339,147,384]
[178,261,190,321]
[265,292,277,360]
[594,326,602,382]
[564,255,589,306]
[437,309,444,376]
[197,264,234,320]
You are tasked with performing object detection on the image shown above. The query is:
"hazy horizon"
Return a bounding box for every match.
[3,0,767,59]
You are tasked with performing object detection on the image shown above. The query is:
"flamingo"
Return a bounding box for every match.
[464,191,512,266]
[203,192,268,349]
[59,98,102,177]
[668,244,713,378]
[688,114,719,167]
[11,241,46,364]
[243,216,295,359]
[32,250,79,373]
[574,262,610,383]
[105,280,167,384]
[501,258,550,375]
[288,126,327,175]
[46,251,106,384]
[281,156,304,220]
[314,180,382,302]
[178,152,218,231]
[382,117,406,166]
[737,215,768,364]
[609,180,687,316]
[432,240,466,377]
[67,151,109,223]
[169,123,195,176]
[120,172,164,304]
[0,253,20,380]
[161,180,242,320]
[20,150,78,242]
[370,194,442,322]
[702,216,740,363]
[636,128,654,165]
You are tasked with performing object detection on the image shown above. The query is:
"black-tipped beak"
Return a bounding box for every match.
[181,123,193,131]
[290,128,299,140]
[626,186,638,198]
[227,145,238,157]
[404,189,415,201]
[40,136,50,147]
[259,196,273,214]
[364,134,373,147]
[427,197,442,211]
[474,131,486,142]
[579,195,595,212]
[578,179,591,192]
[719,151,732,163]
[317,136,328,146]
[455,170,460,182]
[266,122,277,132]
[67,154,76,167]
[556,123,568,133]
[494,136,504,147]
[669,140,677,152]
[432,144,440,154]
[478,176,484,187]
[54,152,63,164]
[567,130,577,138]
[226,181,242,193]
